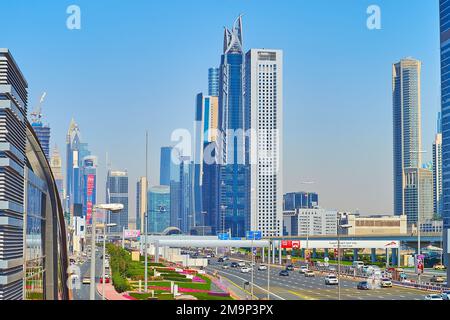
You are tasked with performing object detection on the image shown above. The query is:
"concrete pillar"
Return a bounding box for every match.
[324,249,329,258]
[371,248,376,263]
[155,241,160,263]
[279,241,282,265]
[392,248,398,266]
[386,249,390,267]
[272,242,275,264]
[353,249,358,262]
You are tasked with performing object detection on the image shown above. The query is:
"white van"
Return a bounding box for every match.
[352,261,364,269]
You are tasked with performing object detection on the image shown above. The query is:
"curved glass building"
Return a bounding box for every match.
[0,49,69,300]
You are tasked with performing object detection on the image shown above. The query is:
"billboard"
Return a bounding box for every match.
[123,229,140,239]
[291,240,400,249]
[281,240,292,249]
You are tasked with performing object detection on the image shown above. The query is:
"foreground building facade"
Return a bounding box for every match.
[0,48,69,300]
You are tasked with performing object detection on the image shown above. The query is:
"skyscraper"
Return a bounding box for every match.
[179,156,194,233]
[136,176,147,233]
[160,146,177,186]
[106,170,129,232]
[246,49,283,237]
[392,58,422,218]
[403,167,434,226]
[439,0,450,273]
[31,122,50,160]
[148,185,171,233]
[66,119,90,215]
[50,145,64,207]
[208,67,219,96]
[433,130,443,218]
[217,16,250,237]
[81,156,97,224]
[194,93,219,234]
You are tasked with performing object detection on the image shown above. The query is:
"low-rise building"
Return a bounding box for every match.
[345,214,407,235]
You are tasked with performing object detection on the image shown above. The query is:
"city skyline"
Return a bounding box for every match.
[0,0,441,216]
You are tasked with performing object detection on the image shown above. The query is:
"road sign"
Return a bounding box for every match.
[246,231,262,240]
[218,233,230,240]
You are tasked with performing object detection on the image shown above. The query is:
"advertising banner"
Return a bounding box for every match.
[123,229,141,239]
[292,240,300,249]
[296,240,400,249]
[281,240,292,249]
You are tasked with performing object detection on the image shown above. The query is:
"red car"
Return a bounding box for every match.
[100,276,110,284]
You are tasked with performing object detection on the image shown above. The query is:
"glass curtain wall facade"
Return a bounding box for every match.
[148,185,170,233]
[106,170,129,233]
[392,58,422,218]
[218,16,250,237]
[439,0,450,271]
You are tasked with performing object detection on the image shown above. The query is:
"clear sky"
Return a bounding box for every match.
[0,0,441,217]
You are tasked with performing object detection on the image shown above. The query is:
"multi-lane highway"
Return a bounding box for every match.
[72,253,103,300]
[206,259,434,300]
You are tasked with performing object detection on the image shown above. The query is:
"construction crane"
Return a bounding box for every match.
[30,92,46,124]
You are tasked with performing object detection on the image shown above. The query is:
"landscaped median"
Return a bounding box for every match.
[106,244,234,300]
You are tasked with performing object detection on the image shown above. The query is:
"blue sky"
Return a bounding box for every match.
[0,0,441,216]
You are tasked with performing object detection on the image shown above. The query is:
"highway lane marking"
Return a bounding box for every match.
[214,269,285,300]
[288,290,317,300]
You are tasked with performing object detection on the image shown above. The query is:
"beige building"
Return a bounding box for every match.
[345,214,407,235]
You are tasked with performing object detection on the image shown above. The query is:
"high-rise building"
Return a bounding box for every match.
[208,67,219,96]
[81,156,97,224]
[31,122,50,160]
[194,93,219,234]
[148,185,171,233]
[136,177,147,233]
[160,146,178,186]
[0,48,69,300]
[106,170,129,233]
[392,58,422,217]
[246,49,283,237]
[283,192,319,211]
[179,156,194,233]
[283,208,337,236]
[439,0,450,273]
[403,167,434,225]
[433,132,443,218]
[217,16,250,237]
[50,145,64,206]
[66,119,90,215]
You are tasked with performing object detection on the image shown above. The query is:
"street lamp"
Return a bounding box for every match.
[97,222,117,300]
[90,203,124,300]
[337,212,351,301]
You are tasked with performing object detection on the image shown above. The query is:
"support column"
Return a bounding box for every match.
[392,248,398,266]
[262,246,265,263]
[386,249,390,267]
[279,241,282,265]
[371,248,376,263]
[272,242,275,264]
[301,248,305,259]
[353,249,358,262]
[155,241,160,263]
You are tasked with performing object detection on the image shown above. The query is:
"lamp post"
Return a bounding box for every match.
[99,222,117,300]
[90,203,124,300]
[337,212,351,301]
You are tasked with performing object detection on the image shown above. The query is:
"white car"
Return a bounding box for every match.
[240,267,251,273]
[258,264,268,271]
[425,294,443,300]
[222,264,230,269]
[238,261,246,267]
[299,265,309,274]
[325,275,339,285]
[380,278,392,288]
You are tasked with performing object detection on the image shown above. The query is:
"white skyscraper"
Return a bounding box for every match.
[246,49,283,237]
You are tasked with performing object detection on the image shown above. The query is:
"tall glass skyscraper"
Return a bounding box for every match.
[160,146,178,186]
[392,58,422,221]
[217,16,250,237]
[208,67,219,96]
[31,121,50,160]
[106,170,129,233]
[81,156,97,225]
[283,192,319,211]
[439,0,450,273]
[148,185,171,233]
